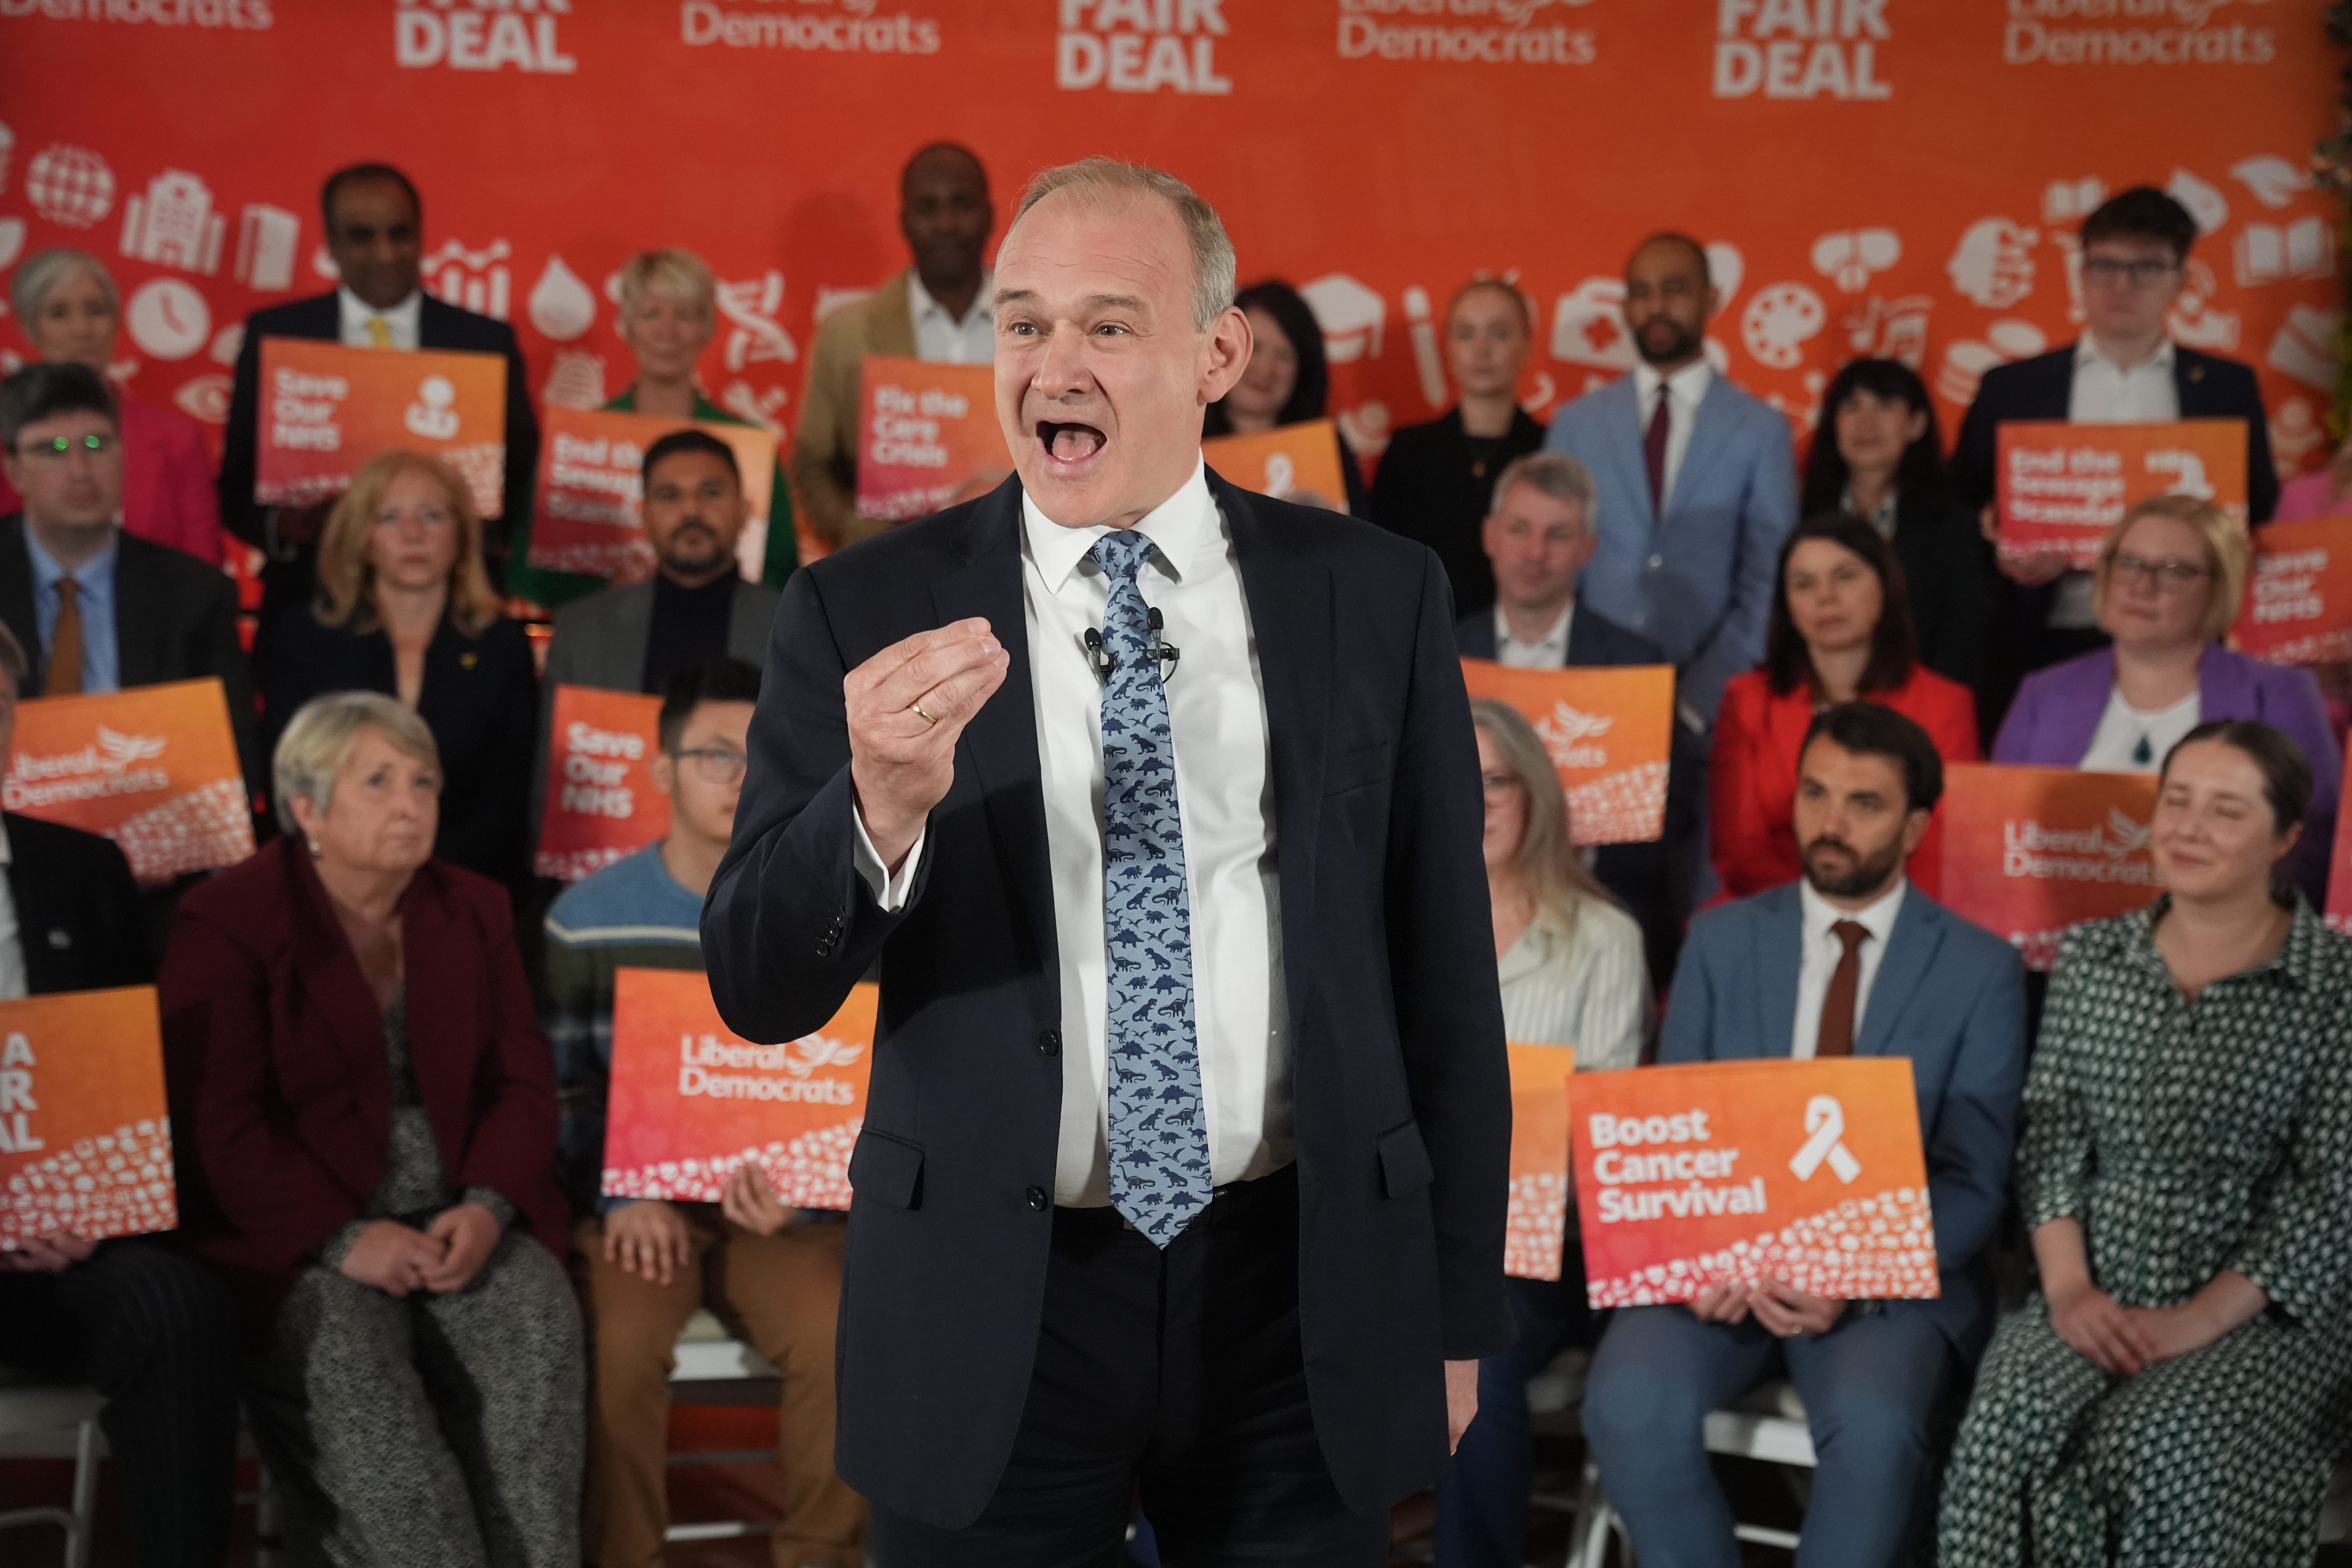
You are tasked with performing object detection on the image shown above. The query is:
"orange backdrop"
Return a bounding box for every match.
[0,4,2338,494]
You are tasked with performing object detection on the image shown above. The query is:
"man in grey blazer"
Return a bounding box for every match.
[1581,702,2026,1568]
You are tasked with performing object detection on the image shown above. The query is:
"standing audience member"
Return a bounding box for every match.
[1,250,221,561]
[161,692,581,1568]
[792,143,996,550]
[1372,279,1546,615]
[1713,514,1980,900]
[1802,358,1991,693]
[1584,704,2027,1568]
[0,619,243,1568]
[1993,495,2337,902]
[548,659,863,1568]
[1940,720,2352,1567]
[1435,699,1648,1568]
[265,450,539,887]
[0,363,263,799]
[1201,279,1368,514]
[1952,187,2276,720]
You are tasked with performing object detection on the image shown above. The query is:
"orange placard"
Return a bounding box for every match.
[1505,1041,1577,1282]
[1572,1057,1935,1308]
[2,680,254,886]
[1995,419,2249,570]
[1,987,177,1250]
[1202,419,1348,510]
[254,338,509,517]
[2232,514,2352,666]
[603,970,872,1210]
[1459,660,1675,844]
[530,405,777,580]
[535,686,669,882]
[1939,763,2161,971]
[855,356,1011,523]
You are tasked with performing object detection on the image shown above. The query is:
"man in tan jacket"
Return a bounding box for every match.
[790,143,995,550]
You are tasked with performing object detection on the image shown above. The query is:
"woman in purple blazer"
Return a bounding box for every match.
[1993,495,2338,900]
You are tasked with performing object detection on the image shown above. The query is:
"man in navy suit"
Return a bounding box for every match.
[704,158,1509,1564]
[217,163,539,669]
[1582,702,2026,1568]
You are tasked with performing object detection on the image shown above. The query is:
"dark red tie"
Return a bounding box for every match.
[1815,920,1869,1058]
[1643,381,1672,517]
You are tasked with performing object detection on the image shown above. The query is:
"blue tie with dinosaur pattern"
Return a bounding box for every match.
[1091,527,1211,1247]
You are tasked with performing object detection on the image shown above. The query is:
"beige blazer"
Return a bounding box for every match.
[789,270,916,550]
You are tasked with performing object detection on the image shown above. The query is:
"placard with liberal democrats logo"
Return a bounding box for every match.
[1459,660,1675,844]
[1938,762,2161,971]
[1994,418,2247,571]
[529,405,777,580]
[603,970,873,1211]
[1201,419,1348,511]
[535,685,669,882]
[855,356,1009,523]
[1504,1041,1577,1282]
[1,987,178,1250]
[254,338,509,516]
[2232,512,2352,667]
[1571,1057,1936,1308]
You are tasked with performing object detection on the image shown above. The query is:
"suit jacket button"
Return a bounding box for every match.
[1037,1028,1061,1057]
[1025,1185,1048,1212]
[815,937,833,956]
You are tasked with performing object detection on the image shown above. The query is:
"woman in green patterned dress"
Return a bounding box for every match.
[1938,718,2352,1565]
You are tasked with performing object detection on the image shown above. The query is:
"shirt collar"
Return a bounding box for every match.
[2075,334,2174,376]
[906,268,993,330]
[24,528,118,599]
[1021,460,1220,593]
[1842,482,1900,537]
[1495,599,1573,652]
[1633,356,1713,409]
[339,284,424,336]
[1798,873,1907,951]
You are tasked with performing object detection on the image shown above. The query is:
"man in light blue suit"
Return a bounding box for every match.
[1581,703,2026,1568]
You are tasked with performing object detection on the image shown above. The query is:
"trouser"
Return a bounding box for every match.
[868,1165,1388,1568]
[0,1238,241,1568]
[1582,1302,1956,1568]
[573,1209,862,1568]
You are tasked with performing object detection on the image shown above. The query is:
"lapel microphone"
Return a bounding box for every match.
[1084,608,1181,681]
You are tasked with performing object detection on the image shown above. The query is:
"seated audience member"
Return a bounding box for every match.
[0,363,263,799]
[1803,357,1991,692]
[265,450,538,887]
[792,143,995,550]
[1940,720,2352,1567]
[2275,431,2352,520]
[1,250,220,561]
[161,691,580,1567]
[0,619,241,1568]
[1993,495,2337,902]
[547,659,862,1568]
[1372,279,1545,612]
[1714,513,1980,900]
[1202,279,1369,514]
[1435,698,1648,1568]
[1584,703,2027,1568]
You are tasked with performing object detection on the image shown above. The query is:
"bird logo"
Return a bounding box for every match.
[2102,809,2152,860]
[96,726,167,770]
[1535,702,1613,769]
[780,1032,867,1080]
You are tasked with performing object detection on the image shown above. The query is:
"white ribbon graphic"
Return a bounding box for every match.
[1788,1095,1862,1184]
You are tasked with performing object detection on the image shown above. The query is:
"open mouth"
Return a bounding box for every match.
[1038,420,1107,467]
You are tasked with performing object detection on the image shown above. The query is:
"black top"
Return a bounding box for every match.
[642,571,739,696]
[263,608,539,887]
[1887,488,1993,701]
[1368,407,1547,617]
[3,811,150,993]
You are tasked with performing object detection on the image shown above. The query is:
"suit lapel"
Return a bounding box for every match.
[283,846,391,1157]
[1671,378,1735,526]
[1857,891,1941,1058]
[873,272,918,359]
[2173,348,2214,414]
[1751,886,1803,1060]
[399,870,473,1166]
[606,583,655,689]
[1604,378,1657,527]
[111,537,162,689]
[0,521,40,692]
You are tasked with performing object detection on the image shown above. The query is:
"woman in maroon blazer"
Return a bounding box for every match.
[161,691,581,1568]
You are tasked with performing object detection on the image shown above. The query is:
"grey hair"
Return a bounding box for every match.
[1489,450,1596,526]
[1014,158,1236,332]
[10,249,118,329]
[271,691,440,836]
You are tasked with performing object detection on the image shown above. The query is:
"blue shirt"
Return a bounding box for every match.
[24,530,120,694]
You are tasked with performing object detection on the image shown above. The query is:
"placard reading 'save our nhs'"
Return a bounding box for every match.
[255,338,508,517]
[535,686,669,882]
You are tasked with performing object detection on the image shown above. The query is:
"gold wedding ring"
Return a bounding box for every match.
[910,703,939,726]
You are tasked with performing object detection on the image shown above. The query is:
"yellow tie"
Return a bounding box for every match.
[366,315,393,349]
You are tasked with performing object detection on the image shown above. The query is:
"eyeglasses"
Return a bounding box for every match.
[1481,771,1522,798]
[2109,552,2209,593]
[14,433,114,462]
[2080,257,2179,290]
[670,745,748,784]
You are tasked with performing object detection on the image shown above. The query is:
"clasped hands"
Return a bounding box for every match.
[338,1201,502,1298]
[602,1166,802,1288]
[2044,1278,2230,1376]
[1691,1278,1847,1338]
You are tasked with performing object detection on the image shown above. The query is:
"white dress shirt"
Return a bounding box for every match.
[1493,601,1573,669]
[2050,336,2181,627]
[854,462,1290,1204]
[336,285,423,350]
[1497,900,1650,1072]
[1789,876,1906,1060]
[0,818,26,1002]
[907,269,996,366]
[1630,358,1714,513]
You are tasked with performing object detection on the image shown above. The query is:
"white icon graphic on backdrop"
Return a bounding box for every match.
[1947,218,2038,308]
[812,287,872,325]
[1402,286,1447,409]
[2266,306,2339,392]
[1842,295,1933,368]
[2164,168,2229,236]
[1299,274,1386,364]
[1811,229,1900,294]
[174,374,231,425]
[2234,219,2332,287]
[0,219,24,274]
[405,376,459,440]
[121,170,225,275]
[1936,319,2047,406]
[717,272,797,370]
[125,278,210,361]
[210,325,243,367]
[2229,155,2307,210]
[1741,283,1826,369]
[719,381,786,436]
[1705,241,1745,315]
[543,350,608,411]
[2167,258,2238,353]
[0,123,15,196]
[2041,176,2105,225]
[1789,1096,1861,1183]
[423,238,512,319]
[1550,279,1633,372]
[25,145,116,229]
[528,256,597,342]
[2270,399,2325,472]
[311,243,341,282]
[234,205,300,291]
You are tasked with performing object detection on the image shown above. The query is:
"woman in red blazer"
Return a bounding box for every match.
[1712,511,1982,900]
[161,691,580,1567]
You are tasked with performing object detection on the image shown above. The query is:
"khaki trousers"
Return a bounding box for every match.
[574,1210,863,1568]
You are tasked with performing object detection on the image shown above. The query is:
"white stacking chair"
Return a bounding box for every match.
[0,1375,104,1568]
[664,1307,784,1544]
[1568,1378,1816,1566]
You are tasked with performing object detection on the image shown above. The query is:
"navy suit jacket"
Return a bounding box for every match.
[704,470,1511,1526]
[1453,596,1660,666]
[1660,882,2026,1358]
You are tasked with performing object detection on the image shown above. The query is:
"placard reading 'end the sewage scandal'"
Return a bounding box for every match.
[528,405,777,581]
[603,971,873,1211]
[254,338,509,517]
[1,987,177,1251]
[1994,418,2247,571]
[535,686,668,881]
[1937,763,2161,971]
[1571,1057,1936,1308]
[1459,660,1675,844]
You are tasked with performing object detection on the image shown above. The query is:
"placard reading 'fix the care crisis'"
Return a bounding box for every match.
[1938,763,2161,971]
[1504,1042,1577,1282]
[1571,1057,1936,1308]
[2232,512,2352,666]
[528,405,777,580]
[255,338,508,517]
[1459,660,1675,844]
[535,686,669,882]
[855,356,1010,523]
[1,987,177,1251]
[1994,419,2248,570]
[603,971,873,1211]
